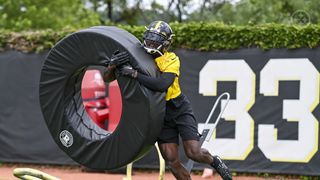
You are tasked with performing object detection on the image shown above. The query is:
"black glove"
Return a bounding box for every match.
[118,65,138,79]
[109,50,130,67]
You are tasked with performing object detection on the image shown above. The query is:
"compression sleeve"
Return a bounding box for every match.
[136,72,175,92]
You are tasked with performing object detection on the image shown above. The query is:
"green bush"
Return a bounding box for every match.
[1,22,320,52]
[0,28,75,52]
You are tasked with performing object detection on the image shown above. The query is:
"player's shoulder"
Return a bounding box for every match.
[166,52,179,61]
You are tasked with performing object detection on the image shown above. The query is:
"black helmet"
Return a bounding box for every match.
[143,21,174,55]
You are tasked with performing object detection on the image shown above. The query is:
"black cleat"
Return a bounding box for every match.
[211,155,232,180]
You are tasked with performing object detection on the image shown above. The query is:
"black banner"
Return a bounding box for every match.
[176,48,320,175]
[0,51,75,165]
[1,48,320,175]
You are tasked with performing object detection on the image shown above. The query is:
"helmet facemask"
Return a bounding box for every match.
[143,29,173,56]
[144,39,163,55]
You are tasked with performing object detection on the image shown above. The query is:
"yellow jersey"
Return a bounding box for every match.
[155,52,181,101]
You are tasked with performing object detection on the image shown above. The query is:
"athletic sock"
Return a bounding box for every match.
[211,155,232,180]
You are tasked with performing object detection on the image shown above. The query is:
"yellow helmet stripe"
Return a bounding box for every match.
[155,21,163,30]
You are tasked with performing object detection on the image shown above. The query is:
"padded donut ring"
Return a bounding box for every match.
[39,26,165,170]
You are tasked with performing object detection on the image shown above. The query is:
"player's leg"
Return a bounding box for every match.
[174,94,232,179]
[158,143,191,180]
[175,110,213,164]
[182,139,213,164]
[177,113,232,180]
[157,103,191,180]
[182,140,232,180]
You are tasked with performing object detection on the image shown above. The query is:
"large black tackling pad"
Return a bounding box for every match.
[39,26,165,170]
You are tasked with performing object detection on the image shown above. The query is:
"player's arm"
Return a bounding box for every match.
[103,50,130,82]
[118,65,175,92]
[137,72,175,92]
[103,65,116,82]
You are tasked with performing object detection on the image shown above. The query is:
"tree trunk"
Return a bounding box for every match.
[200,0,209,16]
[168,0,175,10]
[92,0,99,12]
[177,0,182,22]
[106,0,113,22]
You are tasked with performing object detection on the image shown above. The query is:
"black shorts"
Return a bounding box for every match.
[157,93,201,144]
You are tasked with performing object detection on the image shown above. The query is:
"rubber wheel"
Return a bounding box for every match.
[39,26,165,170]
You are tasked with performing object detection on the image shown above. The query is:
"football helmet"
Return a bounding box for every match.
[143,21,174,56]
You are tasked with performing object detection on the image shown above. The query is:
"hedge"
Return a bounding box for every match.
[1,22,320,52]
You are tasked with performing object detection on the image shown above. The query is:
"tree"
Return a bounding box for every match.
[0,0,100,30]
[188,0,320,25]
[2,0,320,31]
[187,0,230,23]
[134,0,179,24]
[85,0,142,25]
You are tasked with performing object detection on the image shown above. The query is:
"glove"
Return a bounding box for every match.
[118,65,138,79]
[109,50,130,67]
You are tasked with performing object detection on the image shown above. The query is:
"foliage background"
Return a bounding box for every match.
[1,0,320,30]
[1,23,320,52]
[0,0,319,52]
